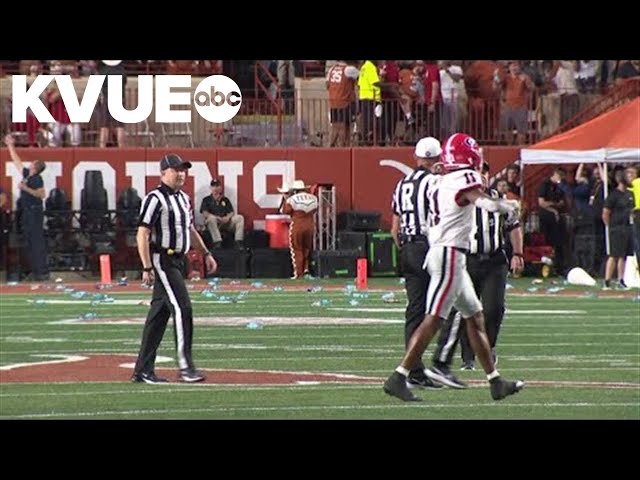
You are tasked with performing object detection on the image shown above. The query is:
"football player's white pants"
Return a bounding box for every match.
[423,245,482,319]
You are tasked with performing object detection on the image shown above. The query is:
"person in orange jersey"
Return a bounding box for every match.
[280,180,318,279]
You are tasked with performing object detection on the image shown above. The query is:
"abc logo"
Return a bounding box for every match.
[194,75,242,123]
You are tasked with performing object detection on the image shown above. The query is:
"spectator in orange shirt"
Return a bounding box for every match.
[326,61,359,146]
[464,60,503,143]
[398,63,419,128]
[500,61,534,145]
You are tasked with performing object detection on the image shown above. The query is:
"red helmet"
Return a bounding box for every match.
[441,133,483,171]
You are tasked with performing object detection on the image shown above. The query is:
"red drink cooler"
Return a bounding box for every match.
[265,214,291,248]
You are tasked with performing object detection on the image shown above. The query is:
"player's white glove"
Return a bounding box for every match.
[504,199,520,212]
[503,199,521,223]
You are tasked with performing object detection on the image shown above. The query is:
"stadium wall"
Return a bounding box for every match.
[0,147,520,230]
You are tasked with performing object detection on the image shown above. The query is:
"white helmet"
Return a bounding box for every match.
[414,137,442,159]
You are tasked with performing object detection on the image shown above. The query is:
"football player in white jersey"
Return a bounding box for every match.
[384,133,525,402]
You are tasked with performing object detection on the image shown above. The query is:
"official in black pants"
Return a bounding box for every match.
[400,239,430,356]
[430,161,524,375]
[457,252,510,367]
[131,154,217,384]
[4,134,49,280]
[391,136,446,390]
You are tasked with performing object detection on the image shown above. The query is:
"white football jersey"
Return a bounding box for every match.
[426,168,483,249]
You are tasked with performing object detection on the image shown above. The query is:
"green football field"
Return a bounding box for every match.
[0,277,638,419]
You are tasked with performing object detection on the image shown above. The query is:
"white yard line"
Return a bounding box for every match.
[2,402,638,419]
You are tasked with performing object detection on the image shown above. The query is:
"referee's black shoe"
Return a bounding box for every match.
[426,365,468,389]
[131,372,169,384]
[407,370,444,390]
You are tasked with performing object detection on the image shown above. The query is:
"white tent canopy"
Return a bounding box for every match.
[520,97,640,259]
[522,147,640,164]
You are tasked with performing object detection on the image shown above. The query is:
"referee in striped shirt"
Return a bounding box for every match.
[131,154,217,384]
[429,161,524,376]
[390,137,444,390]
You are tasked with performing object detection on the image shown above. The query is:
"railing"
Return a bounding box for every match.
[0,84,612,148]
[0,96,543,148]
[519,78,640,216]
[253,62,285,144]
[546,78,640,138]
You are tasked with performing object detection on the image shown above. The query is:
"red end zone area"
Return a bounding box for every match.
[0,354,381,385]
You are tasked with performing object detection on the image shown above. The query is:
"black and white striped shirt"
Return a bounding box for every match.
[469,188,519,255]
[391,168,435,236]
[139,183,192,253]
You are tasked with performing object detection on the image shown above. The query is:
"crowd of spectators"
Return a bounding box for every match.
[0,60,637,148]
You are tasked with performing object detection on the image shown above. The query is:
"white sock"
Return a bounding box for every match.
[395,366,410,377]
[487,370,500,381]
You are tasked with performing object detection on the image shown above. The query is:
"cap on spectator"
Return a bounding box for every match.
[160,154,192,171]
[102,60,122,66]
[414,137,443,159]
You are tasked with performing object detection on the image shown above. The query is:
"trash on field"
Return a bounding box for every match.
[312,299,332,307]
[382,292,399,303]
[546,287,565,294]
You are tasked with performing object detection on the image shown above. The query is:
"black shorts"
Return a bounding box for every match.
[609,225,633,257]
[330,107,351,124]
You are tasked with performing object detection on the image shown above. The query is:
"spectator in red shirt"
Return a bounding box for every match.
[379,60,401,145]
[12,64,43,147]
[47,63,81,147]
[417,60,441,139]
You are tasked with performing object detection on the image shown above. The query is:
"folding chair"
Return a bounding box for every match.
[161,122,195,147]
[126,119,156,147]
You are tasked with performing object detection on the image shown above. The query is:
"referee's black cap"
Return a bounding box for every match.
[160,154,192,171]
